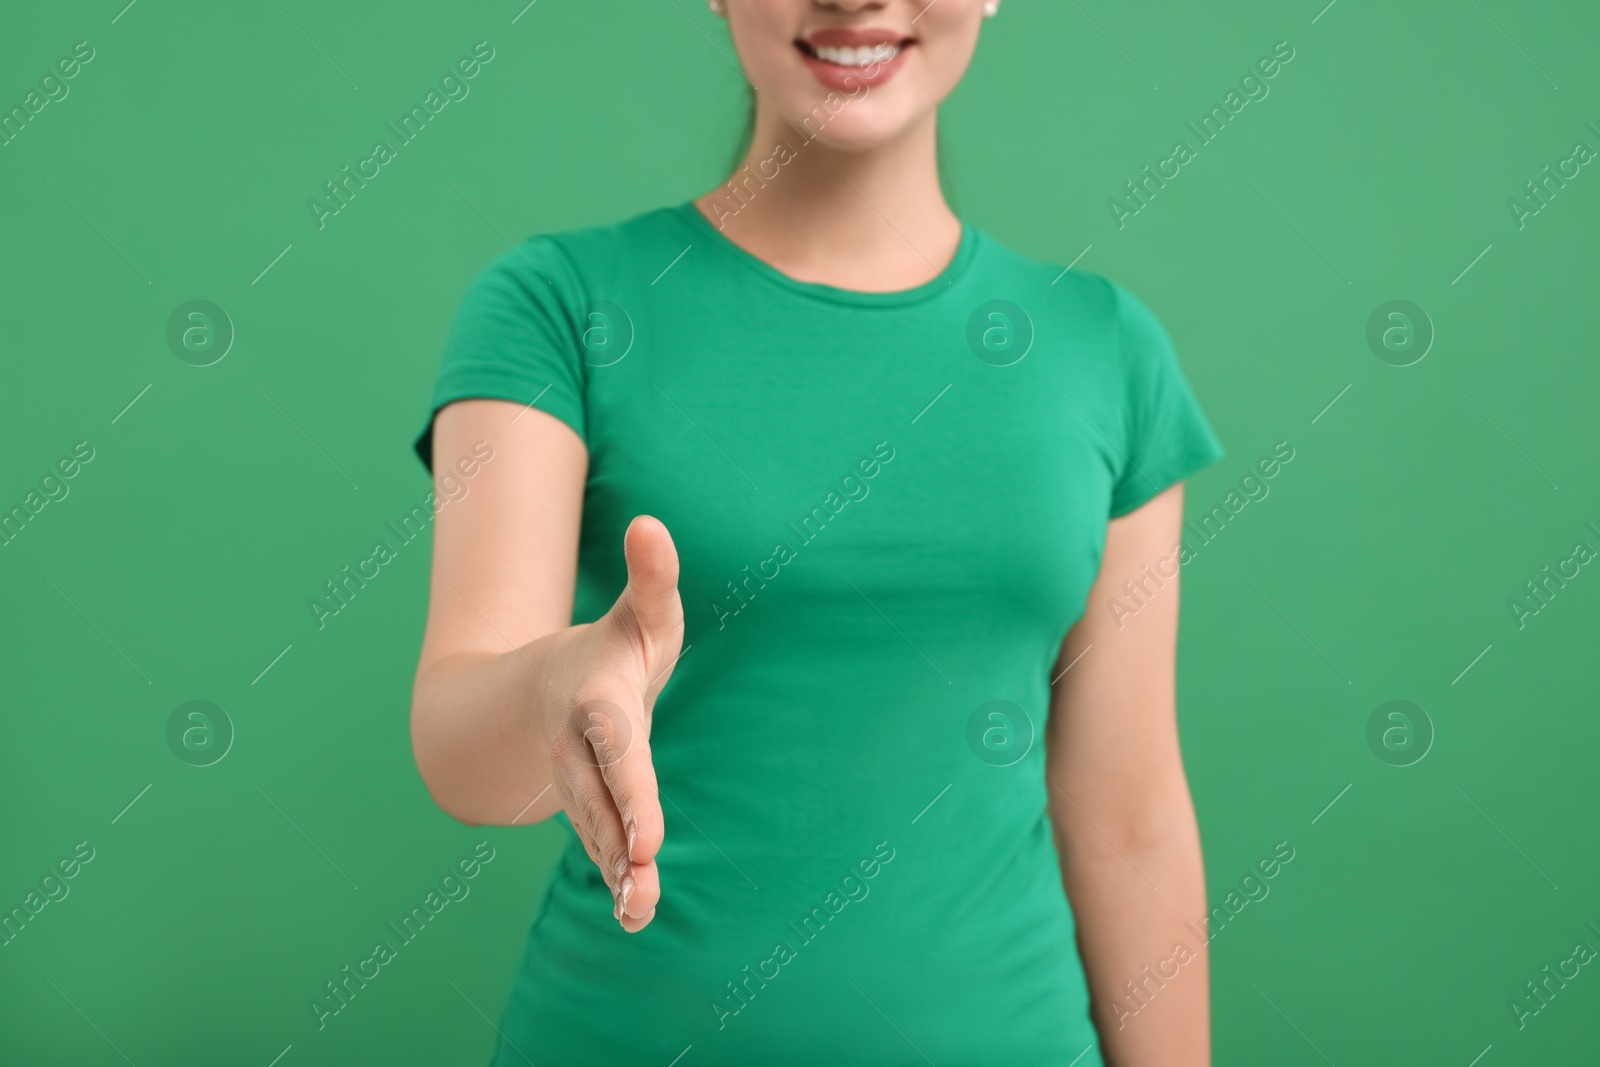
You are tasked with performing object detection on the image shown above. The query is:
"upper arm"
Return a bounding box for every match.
[1046,483,1194,846]
[415,401,587,679]
[1044,280,1222,841]
[412,240,593,678]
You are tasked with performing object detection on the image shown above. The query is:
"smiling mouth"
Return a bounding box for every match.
[796,38,913,69]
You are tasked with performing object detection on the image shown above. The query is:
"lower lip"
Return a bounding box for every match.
[797,44,911,92]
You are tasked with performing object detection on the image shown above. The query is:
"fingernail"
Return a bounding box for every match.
[620,874,634,915]
[612,886,623,921]
[626,816,637,859]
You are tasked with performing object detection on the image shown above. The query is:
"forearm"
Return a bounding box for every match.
[1055,799,1210,1065]
[410,626,585,826]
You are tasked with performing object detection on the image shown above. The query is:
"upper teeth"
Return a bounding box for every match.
[813,43,899,67]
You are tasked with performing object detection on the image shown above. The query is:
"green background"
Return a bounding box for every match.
[3,0,1596,1063]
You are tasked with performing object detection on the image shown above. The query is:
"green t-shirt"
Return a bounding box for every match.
[416,201,1223,1066]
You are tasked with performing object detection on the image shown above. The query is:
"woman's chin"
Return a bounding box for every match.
[774,108,921,154]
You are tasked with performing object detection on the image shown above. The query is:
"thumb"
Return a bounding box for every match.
[613,515,684,658]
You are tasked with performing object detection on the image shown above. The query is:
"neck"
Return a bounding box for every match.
[696,109,962,291]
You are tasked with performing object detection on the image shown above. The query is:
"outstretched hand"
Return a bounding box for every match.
[543,515,683,933]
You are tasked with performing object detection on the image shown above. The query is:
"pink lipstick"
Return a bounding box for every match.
[795,27,914,91]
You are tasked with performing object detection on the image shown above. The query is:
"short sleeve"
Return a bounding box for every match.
[412,238,587,471]
[1107,281,1225,517]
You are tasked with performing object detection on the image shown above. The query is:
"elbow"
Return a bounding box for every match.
[409,698,483,826]
[441,799,483,831]
[1051,785,1200,862]
[413,755,486,827]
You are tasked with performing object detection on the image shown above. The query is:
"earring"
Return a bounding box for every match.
[709,0,724,12]
[983,1,998,15]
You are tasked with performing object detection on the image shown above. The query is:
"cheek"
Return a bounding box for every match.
[730,7,801,86]
[913,12,985,89]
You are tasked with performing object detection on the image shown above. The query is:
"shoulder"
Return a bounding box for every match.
[469,203,692,300]
[968,230,1166,358]
[969,231,1137,327]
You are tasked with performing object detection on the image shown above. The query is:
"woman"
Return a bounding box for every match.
[411,1,1222,1063]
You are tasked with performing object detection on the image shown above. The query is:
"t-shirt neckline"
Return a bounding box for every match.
[671,199,978,308]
